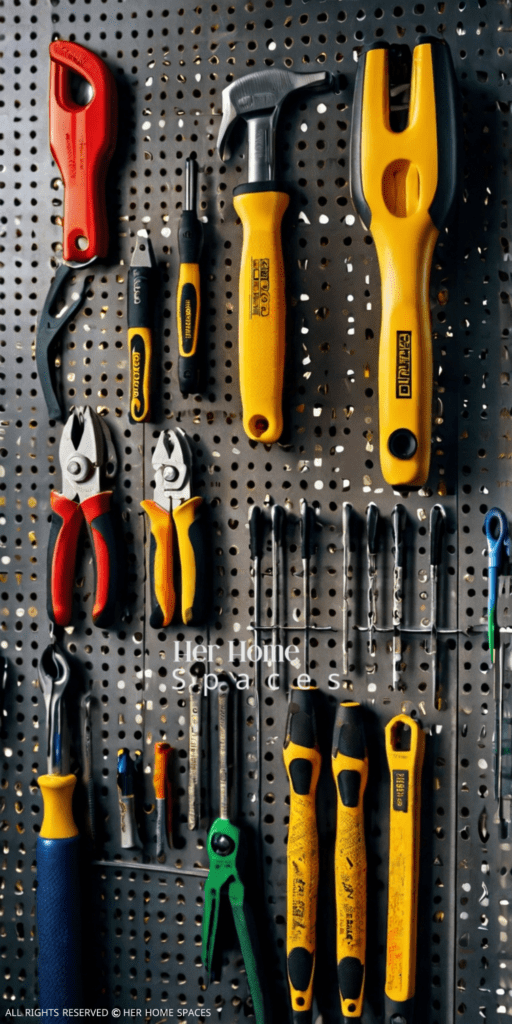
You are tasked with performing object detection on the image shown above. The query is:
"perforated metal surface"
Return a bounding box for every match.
[1,1,511,1021]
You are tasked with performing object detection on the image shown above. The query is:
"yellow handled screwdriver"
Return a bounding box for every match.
[128,230,156,423]
[350,39,459,489]
[283,683,321,1023]
[217,69,333,444]
[332,701,368,1023]
[385,714,425,1024]
[177,157,203,396]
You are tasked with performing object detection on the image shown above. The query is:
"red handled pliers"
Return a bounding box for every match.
[48,406,118,628]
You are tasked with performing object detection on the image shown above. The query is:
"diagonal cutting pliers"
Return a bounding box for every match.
[47,405,119,628]
[141,428,207,628]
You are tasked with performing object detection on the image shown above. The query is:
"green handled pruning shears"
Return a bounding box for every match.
[202,677,268,1024]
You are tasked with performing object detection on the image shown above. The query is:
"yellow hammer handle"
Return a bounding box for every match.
[385,714,425,1020]
[233,187,290,444]
[332,702,368,1022]
[140,499,175,628]
[283,686,321,1020]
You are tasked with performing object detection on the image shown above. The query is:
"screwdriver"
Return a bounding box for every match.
[154,741,173,857]
[391,504,406,690]
[385,715,425,1024]
[300,498,317,678]
[188,666,203,832]
[341,503,352,679]
[270,505,285,689]
[484,508,510,824]
[81,692,95,845]
[283,683,321,1024]
[177,157,203,396]
[36,642,82,1013]
[366,503,380,657]
[117,748,138,849]
[429,504,446,709]
[128,229,156,423]
[332,701,368,1023]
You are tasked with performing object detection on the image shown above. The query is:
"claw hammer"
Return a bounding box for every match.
[217,69,333,444]
[350,38,459,489]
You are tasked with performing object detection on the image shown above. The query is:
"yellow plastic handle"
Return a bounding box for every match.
[283,713,321,1015]
[384,714,425,1006]
[128,326,152,423]
[38,774,78,840]
[332,702,368,1020]
[141,499,175,627]
[233,188,290,444]
[177,263,200,358]
[359,43,440,488]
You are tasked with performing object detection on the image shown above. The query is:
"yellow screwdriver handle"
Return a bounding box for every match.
[332,702,368,1023]
[351,40,459,488]
[385,714,425,1023]
[233,186,290,444]
[283,685,321,1020]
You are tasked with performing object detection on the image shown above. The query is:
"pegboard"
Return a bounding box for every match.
[0,1,511,1022]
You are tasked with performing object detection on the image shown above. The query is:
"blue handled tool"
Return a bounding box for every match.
[484,508,510,663]
[36,641,82,1015]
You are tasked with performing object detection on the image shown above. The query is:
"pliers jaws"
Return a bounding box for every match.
[141,428,207,628]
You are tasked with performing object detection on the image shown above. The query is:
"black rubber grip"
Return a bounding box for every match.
[178,211,202,264]
[287,689,317,749]
[337,769,361,809]
[128,266,152,330]
[301,502,316,560]
[419,37,460,233]
[288,946,314,993]
[333,702,366,761]
[148,532,165,629]
[289,757,313,797]
[89,508,119,629]
[249,506,265,560]
[179,349,201,396]
[338,956,364,1003]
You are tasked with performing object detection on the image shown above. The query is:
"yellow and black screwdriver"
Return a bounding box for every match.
[332,701,368,1024]
[177,157,203,396]
[283,683,321,1024]
[128,230,156,423]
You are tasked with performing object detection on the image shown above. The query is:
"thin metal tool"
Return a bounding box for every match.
[81,692,95,844]
[38,643,71,774]
[429,504,446,709]
[249,505,265,832]
[0,655,8,737]
[270,505,285,689]
[117,749,138,849]
[366,503,380,657]
[495,643,509,827]
[484,509,511,828]
[341,503,352,679]
[391,504,406,691]
[188,663,204,831]
[300,498,316,679]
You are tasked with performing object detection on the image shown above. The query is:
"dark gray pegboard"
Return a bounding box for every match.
[0,1,510,1022]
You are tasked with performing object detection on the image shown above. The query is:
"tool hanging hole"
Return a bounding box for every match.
[249,415,270,439]
[382,159,420,218]
[388,429,418,460]
[68,70,94,107]
[76,236,90,252]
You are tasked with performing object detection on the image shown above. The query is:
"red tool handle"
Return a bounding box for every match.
[49,41,118,265]
[47,492,83,627]
[81,492,118,628]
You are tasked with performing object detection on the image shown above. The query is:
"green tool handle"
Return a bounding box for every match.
[231,885,267,1024]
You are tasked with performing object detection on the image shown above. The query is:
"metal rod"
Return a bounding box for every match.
[342,502,352,678]
[184,156,197,212]
[218,683,229,821]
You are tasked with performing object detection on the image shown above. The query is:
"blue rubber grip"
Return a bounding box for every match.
[36,835,82,1013]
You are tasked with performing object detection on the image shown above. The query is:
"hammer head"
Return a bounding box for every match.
[217,68,333,163]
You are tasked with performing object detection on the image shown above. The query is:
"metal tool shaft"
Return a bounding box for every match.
[341,503,352,679]
[391,504,406,691]
[218,684,229,821]
[188,676,202,831]
[185,157,197,212]
[366,503,379,657]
